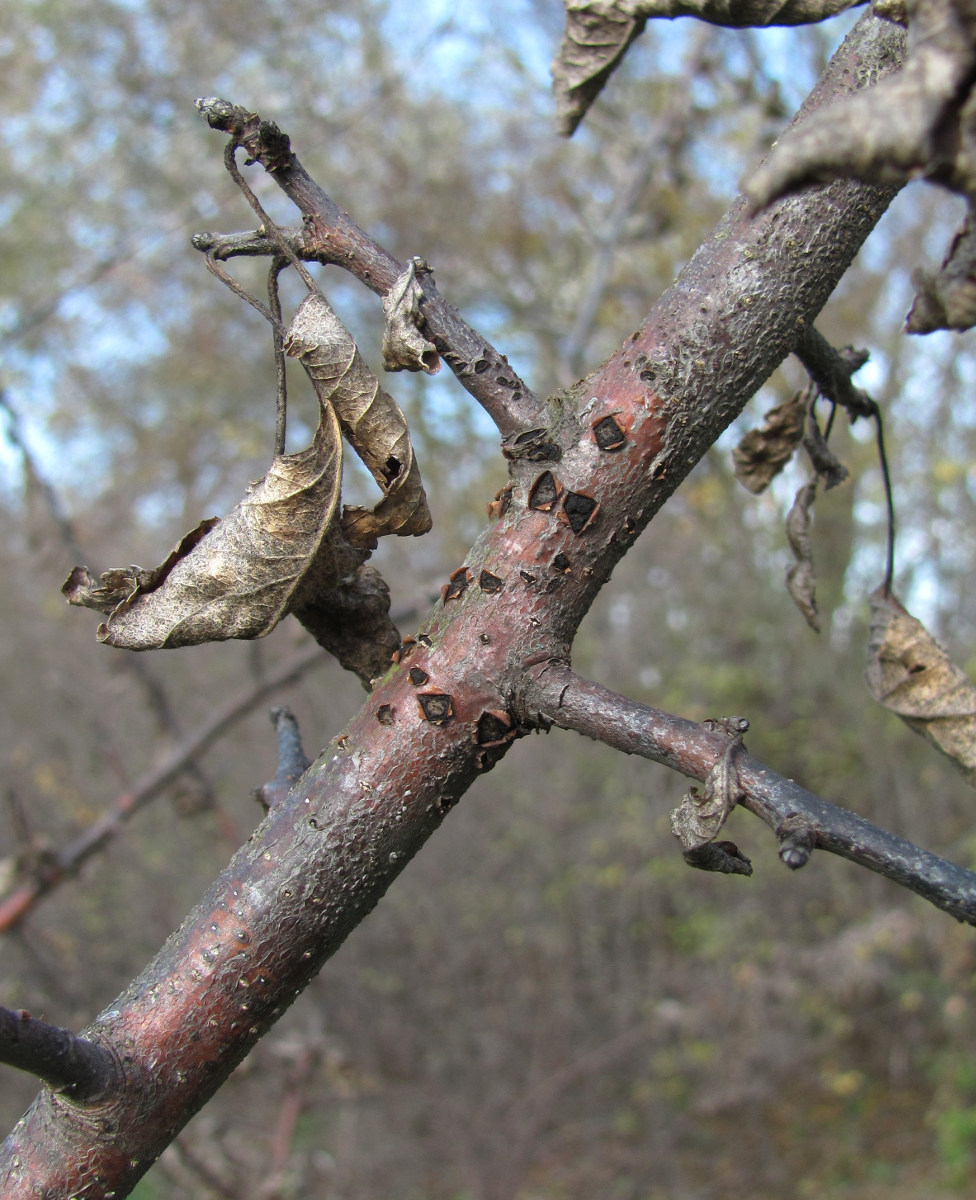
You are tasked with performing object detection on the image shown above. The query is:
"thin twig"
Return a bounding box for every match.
[223,143,318,295]
[194,98,544,439]
[268,256,289,456]
[521,666,976,925]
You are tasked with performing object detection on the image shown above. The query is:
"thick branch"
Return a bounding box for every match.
[521,666,976,924]
[193,99,543,440]
[0,1006,119,1102]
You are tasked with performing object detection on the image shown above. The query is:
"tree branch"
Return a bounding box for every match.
[520,665,976,924]
[0,1006,119,1102]
[1,14,910,1196]
[192,99,543,440]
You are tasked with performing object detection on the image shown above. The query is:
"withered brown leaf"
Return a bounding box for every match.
[63,402,349,649]
[785,480,820,632]
[866,588,976,788]
[733,394,806,493]
[381,260,440,375]
[284,293,432,548]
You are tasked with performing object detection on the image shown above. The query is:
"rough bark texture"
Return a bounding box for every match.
[1,14,908,1197]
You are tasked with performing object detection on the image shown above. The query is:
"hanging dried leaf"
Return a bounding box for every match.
[381,259,440,374]
[284,293,432,548]
[866,588,976,787]
[683,840,754,875]
[747,0,972,211]
[733,394,806,493]
[670,723,746,851]
[785,480,820,632]
[552,0,862,136]
[907,207,976,333]
[63,402,351,649]
[803,416,849,489]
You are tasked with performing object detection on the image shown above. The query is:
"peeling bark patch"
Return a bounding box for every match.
[502,428,562,462]
[417,693,453,725]
[391,635,416,664]
[561,491,599,534]
[528,471,561,512]
[376,704,395,725]
[487,484,513,520]
[593,415,626,451]
[417,634,433,646]
[478,569,504,594]
[552,553,571,574]
[408,667,429,687]
[520,569,537,585]
[441,567,472,603]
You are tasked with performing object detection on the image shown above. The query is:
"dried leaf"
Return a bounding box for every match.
[381,259,440,374]
[746,0,971,211]
[683,840,754,875]
[670,725,745,851]
[866,588,976,787]
[552,0,861,136]
[733,394,806,493]
[907,208,976,333]
[64,402,350,649]
[284,293,432,548]
[803,417,849,489]
[62,520,221,614]
[785,480,820,632]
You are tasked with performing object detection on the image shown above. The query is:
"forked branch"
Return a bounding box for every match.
[193,98,544,439]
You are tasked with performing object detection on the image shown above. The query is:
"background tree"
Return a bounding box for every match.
[4,3,976,1197]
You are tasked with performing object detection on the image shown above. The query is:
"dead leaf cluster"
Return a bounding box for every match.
[66,290,432,653]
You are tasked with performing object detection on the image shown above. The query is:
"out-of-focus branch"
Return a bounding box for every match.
[0,643,326,934]
[0,386,218,811]
[0,1005,119,1101]
[521,666,976,923]
[254,707,312,813]
[192,99,544,440]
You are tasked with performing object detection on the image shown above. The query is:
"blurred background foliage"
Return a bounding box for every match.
[3,1,976,1196]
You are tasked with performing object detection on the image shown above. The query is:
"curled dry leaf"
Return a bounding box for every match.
[785,480,820,632]
[733,394,806,493]
[683,840,754,875]
[285,293,432,548]
[803,416,849,489]
[670,726,745,851]
[381,259,440,374]
[866,588,976,787]
[63,402,353,649]
[552,0,862,136]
